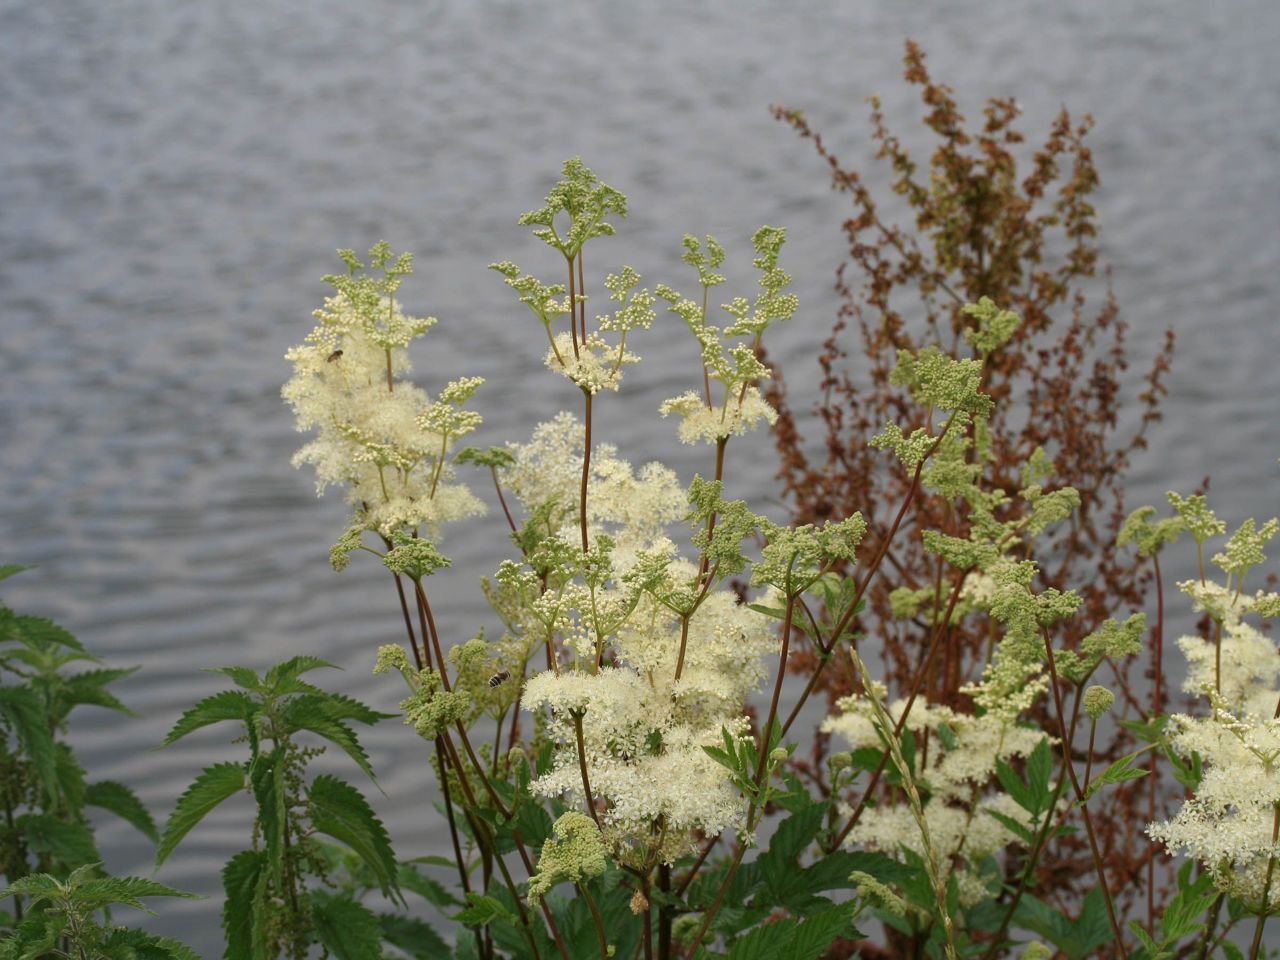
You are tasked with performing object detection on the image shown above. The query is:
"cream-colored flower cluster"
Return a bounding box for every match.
[1146,500,1280,904]
[499,415,778,863]
[823,694,1046,905]
[283,263,484,541]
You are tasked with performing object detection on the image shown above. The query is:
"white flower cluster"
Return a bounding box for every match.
[283,287,484,538]
[1150,579,1280,902]
[659,386,778,446]
[502,415,778,862]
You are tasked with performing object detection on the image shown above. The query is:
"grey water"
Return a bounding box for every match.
[2,0,1278,953]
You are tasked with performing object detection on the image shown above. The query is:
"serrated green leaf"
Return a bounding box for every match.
[283,696,376,782]
[0,565,31,583]
[100,927,200,960]
[312,892,383,960]
[0,686,59,804]
[156,762,247,865]
[985,808,1036,844]
[396,862,462,909]
[222,850,265,960]
[164,690,257,745]
[18,814,99,868]
[725,901,859,960]
[455,892,515,928]
[85,780,159,843]
[378,913,450,959]
[265,656,337,689]
[10,615,86,653]
[204,666,261,691]
[309,775,399,899]
[74,876,198,914]
[1082,752,1149,802]
[58,667,140,718]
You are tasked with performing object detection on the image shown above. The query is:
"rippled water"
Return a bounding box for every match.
[3,0,1278,952]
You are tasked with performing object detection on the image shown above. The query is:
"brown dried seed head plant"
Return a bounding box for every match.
[765,41,1176,931]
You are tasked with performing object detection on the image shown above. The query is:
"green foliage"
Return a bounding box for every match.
[0,863,197,960]
[158,658,400,959]
[1,567,173,951]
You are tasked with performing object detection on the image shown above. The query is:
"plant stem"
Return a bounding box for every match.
[1148,551,1165,935]
[1250,802,1280,960]
[571,709,600,827]
[581,883,611,959]
[581,387,592,553]
[1041,630,1128,958]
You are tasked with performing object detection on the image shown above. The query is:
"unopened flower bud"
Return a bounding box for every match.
[629,890,649,915]
[1083,684,1115,721]
[769,747,789,763]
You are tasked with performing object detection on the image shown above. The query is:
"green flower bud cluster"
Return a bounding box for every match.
[688,478,760,579]
[400,670,468,740]
[1118,505,1184,558]
[1167,492,1226,544]
[1058,613,1146,684]
[1083,684,1115,720]
[1214,517,1279,579]
[329,524,365,572]
[383,535,451,579]
[891,346,994,417]
[527,812,610,903]
[752,515,867,594]
[961,297,1020,355]
[518,157,627,260]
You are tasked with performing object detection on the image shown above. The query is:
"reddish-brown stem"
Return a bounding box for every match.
[571,710,600,828]
[1251,804,1280,960]
[568,257,580,359]
[580,388,594,553]
[827,573,966,850]
[753,592,798,787]
[695,437,729,587]
[1148,551,1165,934]
[492,466,519,538]
[1041,629,1127,958]
[578,251,587,342]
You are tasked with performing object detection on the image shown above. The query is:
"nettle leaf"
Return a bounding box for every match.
[283,696,377,782]
[9,615,86,653]
[455,892,516,928]
[205,666,262,692]
[379,913,450,959]
[0,685,59,802]
[1081,751,1149,803]
[1015,888,1113,960]
[0,564,32,583]
[265,655,338,692]
[313,690,394,726]
[85,780,159,843]
[309,775,399,899]
[58,667,140,719]
[164,690,257,745]
[100,928,200,960]
[396,862,462,910]
[311,892,384,960]
[725,901,860,960]
[222,849,266,960]
[156,762,248,865]
[18,814,99,868]
[73,876,197,914]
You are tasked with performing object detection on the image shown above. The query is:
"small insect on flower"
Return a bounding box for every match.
[488,671,512,688]
[326,349,344,362]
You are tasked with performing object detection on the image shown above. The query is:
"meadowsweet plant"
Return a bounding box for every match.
[278,157,1260,960]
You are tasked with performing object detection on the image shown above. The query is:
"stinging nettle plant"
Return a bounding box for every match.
[0,564,196,959]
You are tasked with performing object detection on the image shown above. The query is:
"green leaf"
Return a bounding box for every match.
[455,892,516,928]
[283,696,377,782]
[59,667,140,718]
[265,656,337,690]
[156,762,247,865]
[396,863,462,909]
[985,808,1036,845]
[73,876,198,914]
[85,780,159,843]
[312,892,383,960]
[0,686,59,803]
[222,850,266,960]
[1082,752,1149,802]
[204,666,262,691]
[100,928,200,960]
[378,913,450,959]
[311,691,394,726]
[8,614,86,653]
[725,901,859,960]
[18,814,99,868]
[0,564,31,583]
[163,690,257,745]
[309,775,399,899]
